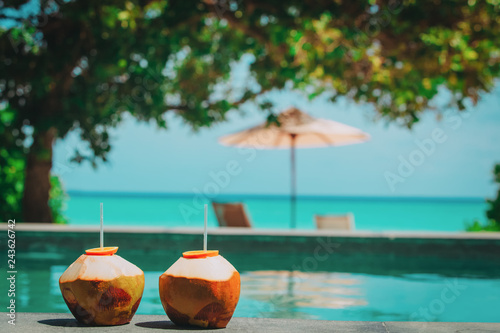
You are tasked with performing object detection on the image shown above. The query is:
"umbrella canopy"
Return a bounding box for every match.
[219,107,369,149]
[219,107,370,228]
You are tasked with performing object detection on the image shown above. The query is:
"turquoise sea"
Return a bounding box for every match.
[64,192,488,231]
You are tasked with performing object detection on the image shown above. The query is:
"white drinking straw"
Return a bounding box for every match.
[100,203,104,249]
[203,204,208,252]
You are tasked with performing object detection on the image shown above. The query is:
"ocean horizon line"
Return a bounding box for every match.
[66,190,486,203]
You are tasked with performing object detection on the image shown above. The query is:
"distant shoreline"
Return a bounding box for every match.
[66,191,485,203]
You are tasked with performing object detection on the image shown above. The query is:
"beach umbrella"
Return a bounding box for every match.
[219,107,370,229]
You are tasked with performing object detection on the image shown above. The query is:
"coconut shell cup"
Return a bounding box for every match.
[159,250,240,328]
[59,247,145,326]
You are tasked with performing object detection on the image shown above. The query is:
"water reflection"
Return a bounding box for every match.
[10,266,68,313]
[239,271,367,319]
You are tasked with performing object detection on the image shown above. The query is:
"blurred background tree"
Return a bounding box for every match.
[0,106,67,223]
[467,164,500,231]
[0,0,499,222]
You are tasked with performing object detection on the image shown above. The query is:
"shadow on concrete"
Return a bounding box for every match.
[38,318,130,328]
[38,318,87,327]
[135,321,216,330]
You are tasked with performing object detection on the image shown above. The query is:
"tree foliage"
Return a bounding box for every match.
[467,164,500,232]
[0,107,24,221]
[49,175,68,224]
[487,164,500,223]
[0,0,499,221]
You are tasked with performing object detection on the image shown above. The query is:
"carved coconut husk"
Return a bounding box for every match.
[59,253,144,326]
[159,252,240,328]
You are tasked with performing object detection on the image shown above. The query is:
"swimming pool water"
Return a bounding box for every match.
[7,267,499,323]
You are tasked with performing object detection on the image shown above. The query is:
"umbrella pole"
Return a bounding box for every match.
[291,134,297,229]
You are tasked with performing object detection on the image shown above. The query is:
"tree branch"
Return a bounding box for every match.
[167,87,272,114]
[0,13,30,22]
[204,1,290,66]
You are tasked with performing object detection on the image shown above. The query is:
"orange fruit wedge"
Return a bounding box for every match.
[182,250,219,259]
[85,247,119,256]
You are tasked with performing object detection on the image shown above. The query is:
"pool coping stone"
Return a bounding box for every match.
[6,223,500,240]
[5,313,500,332]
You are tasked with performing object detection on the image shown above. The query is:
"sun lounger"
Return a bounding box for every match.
[212,202,252,228]
[315,213,355,230]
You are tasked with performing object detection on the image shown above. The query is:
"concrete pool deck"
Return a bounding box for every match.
[8,313,500,332]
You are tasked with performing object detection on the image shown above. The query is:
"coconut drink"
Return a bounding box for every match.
[59,204,145,326]
[159,205,240,328]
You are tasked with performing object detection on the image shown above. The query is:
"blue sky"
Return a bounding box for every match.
[53,86,500,198]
